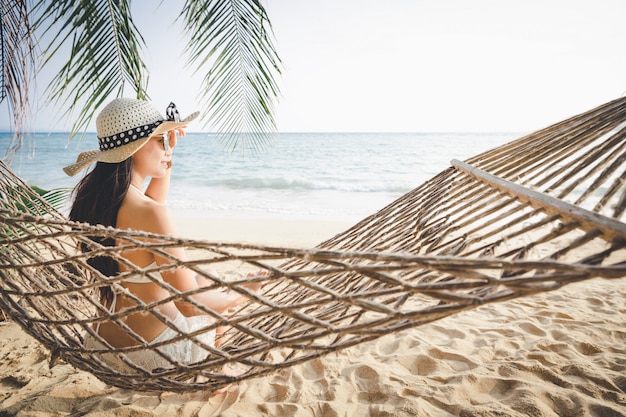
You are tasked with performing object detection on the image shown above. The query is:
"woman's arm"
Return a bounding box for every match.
[158,245,256,316]
[137,202,258,316]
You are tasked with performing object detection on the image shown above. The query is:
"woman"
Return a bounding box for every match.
[64,97,260,371]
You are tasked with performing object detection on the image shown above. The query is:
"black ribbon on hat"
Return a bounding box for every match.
[98,120,163,151]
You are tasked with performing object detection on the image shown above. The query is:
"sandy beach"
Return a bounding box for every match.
[1,214,625,416]
[173,211,356,248]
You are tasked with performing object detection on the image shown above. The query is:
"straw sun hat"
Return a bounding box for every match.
[63,98,199,176]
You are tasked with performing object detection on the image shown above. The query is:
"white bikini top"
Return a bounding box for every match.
[95,262,173,335]
[96,262,160,331]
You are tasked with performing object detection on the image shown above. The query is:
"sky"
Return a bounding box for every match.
[2,0,626,133]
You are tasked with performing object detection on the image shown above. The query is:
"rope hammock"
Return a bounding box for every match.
[1,97,626,393]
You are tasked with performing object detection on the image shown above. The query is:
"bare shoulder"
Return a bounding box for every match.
[117,193,177,236]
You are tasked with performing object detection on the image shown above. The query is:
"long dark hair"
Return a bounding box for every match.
[70,160,133,303]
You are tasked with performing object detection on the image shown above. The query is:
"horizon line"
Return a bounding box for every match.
[0,129,526,135]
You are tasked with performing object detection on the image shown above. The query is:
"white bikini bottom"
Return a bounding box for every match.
[85,313,216,372]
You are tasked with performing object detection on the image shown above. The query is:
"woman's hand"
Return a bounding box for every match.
[185,270,268,316]
[144,128,184,201]
[168,127,187,150]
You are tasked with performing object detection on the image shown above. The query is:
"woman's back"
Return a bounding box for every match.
[66,98,260,371]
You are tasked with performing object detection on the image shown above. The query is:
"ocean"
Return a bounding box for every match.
[2,132,520,223]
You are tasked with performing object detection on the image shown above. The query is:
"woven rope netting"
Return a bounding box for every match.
[1,97,626,392]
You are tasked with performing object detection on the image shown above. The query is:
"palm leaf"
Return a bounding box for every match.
[0,0,37,163]
[180,0,282,151]
[2,185,71,216]
[3,0,282,155]
[1,185,72,239]
[38,187,73,211]
[33,0,149,142]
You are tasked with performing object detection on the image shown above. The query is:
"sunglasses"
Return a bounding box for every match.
[155,133,173,151]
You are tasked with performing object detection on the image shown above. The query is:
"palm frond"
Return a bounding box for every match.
[34,0,149,142]
[38,186,72,211]
[3,0,283,157]
[181,0,282,152]
[1,0,37,163]
[1,184,71,238]
[1,184,70,217]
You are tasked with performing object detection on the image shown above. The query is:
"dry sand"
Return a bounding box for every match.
[173,212,355,248]
[1,215,625,416]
